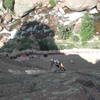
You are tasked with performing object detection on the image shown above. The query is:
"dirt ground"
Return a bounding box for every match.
[0,53,100,100]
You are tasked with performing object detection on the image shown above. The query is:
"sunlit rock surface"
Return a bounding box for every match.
[64,0,97,11]
[14,0,34,16]
[0,0,4,10]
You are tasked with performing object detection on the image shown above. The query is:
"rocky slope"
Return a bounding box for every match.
[0,53,100,100]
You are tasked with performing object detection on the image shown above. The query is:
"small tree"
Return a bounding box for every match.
[49,0,57,8]
[57,24,72,40]
[38,38,58,50]
[80,14,95,41]
[4,0,15,10]
[17,37,33,51]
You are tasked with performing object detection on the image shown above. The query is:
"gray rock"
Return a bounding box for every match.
[97,3,100,11]
[0,0,4,10]
[25,69,46,75]
[14,0,34,16]
[64,0,97,11]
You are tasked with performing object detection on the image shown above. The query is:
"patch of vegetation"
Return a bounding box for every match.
[10,10,16,15]
[71,35,79,42]
[3,0,15,10]
[80,14,95,41]
[57,24,72,40]
[17,37,33,51]
[37,2,43,7]
[57,43,75,50]
[65,43,75,49]
[38,38,58,50]
[49,0,57,8]
[0,41,16,53]
[57,45,66,50]
[82,41,100,49]
[0,37,41,53]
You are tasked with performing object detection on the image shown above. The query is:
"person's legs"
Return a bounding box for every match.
[60,67,66,71]
[60,63,66,71]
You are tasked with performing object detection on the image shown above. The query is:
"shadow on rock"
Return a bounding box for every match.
[0,54,100,100]
[0,21,58,52]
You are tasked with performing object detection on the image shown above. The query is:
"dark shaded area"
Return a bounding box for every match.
[0,21,58,52]
[0,54,100,100]
[17,21,55,39]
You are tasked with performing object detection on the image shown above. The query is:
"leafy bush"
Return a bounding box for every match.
[57,25,72,40]
[72,35,79,42]
[38,38,58,50]
[0,42,16,53]
[4,0,15,10]
[57,44,67,50]
[49,0,57,8]
[57,43,75,49]
[17,37,33,51]
[0,37,40,53]
[80,14,95,41]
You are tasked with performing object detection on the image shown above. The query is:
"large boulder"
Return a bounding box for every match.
[0,0,4,10]
[14,0,50,17]
[14,0,34,16]
[31,0,49,5]
[64,0,97,11]
[97,3,100,10]
[97,0,100,2]
[97,0,100,10]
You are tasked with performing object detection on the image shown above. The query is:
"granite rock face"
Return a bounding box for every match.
[14,0,50,16]
[97,3,100,11]
[14,0,99,16]
[31,0,49,5]
[0,0,4,10]
[14,0,34,16]
[64,0,97,11]
[0,54,100,100]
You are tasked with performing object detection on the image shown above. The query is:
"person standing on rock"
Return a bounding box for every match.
[50,58,66,72]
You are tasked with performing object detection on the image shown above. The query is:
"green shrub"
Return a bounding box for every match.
[18,37,33,51]
[80,14,95,41]
[49,0,57,8]
[0,37,40,53]
[57,44,67,50]
[37,2,43,7]
[57,43,75,49]
[0,43,16,53]
[57,25,72,40]
[4,0,15,10]
[72,35,79,42]
[66,43,75,49]
[38,39,58,50]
